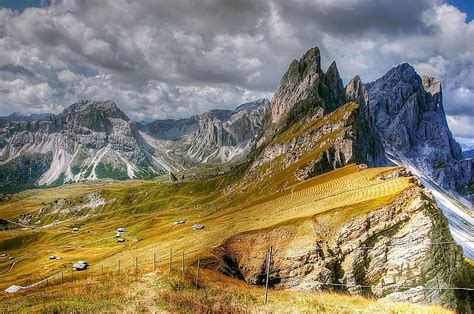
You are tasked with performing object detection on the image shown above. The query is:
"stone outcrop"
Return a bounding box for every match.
[270,48,328,124]
[214,169,472,311]
[324,61,346,108]
[345,75,386,166]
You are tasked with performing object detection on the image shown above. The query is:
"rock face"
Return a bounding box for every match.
[366,64,474,202]
[214,169,471,311]
[270,48,333,124]
[0,99,270,192]
[144,99,270,166]
[245,48,385,186]
[0,100,168,192]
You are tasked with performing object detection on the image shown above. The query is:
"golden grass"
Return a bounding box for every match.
[0,267,453,313]
[0,165,413,291]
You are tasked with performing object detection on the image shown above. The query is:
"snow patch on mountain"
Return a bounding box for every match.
[387,151,474,259]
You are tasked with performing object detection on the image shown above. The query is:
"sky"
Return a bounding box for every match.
[0,0,473,145]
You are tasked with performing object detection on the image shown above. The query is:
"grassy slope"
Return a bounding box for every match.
[0,165,412,287]
[0,267,452,313]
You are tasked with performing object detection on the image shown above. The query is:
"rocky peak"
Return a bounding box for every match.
[345,75,366,105]
[366,63,469,198]
[346,75,386,166]
[324,61,346,107]
[58,100,131,134]
[234,98,270,112]
[422,76,441,95]
[62,100,129,121]
[270,47,324,123]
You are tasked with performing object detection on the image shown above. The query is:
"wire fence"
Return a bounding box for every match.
[6,240,474,304]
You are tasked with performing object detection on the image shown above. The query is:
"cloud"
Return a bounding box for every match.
[0,0,472,144]
[447,115,474,140]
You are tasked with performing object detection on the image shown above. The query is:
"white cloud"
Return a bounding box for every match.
[0,0,472,145]
[447,115,474,139]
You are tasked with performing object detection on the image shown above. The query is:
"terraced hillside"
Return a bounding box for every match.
[0,164,471,311]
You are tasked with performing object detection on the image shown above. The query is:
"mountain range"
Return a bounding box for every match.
[1,52,472,206]
[1,47,473,310]
[0,99,269,191]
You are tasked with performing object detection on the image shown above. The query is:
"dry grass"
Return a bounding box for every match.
[0,165,413,291]
[0,267,452,313]
[0,162,427,313]
[0,272,135,312]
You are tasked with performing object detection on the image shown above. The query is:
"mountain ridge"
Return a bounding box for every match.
[366,62,474,204]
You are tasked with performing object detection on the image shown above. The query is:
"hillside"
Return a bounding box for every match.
[0,165,472,311]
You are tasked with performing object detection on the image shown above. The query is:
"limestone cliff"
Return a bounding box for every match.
[214,168,472,311]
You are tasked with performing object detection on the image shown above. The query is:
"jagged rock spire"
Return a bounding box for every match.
[270,47,324,123]
[366,62,468,191]
[324,61,346,107]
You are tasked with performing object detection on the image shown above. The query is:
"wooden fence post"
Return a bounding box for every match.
[135,257,138,272]
[169,248,173,274]
[101,264,104,275]
[118,260,121,274]
[195,257,200,288]
[182,252,185,279]
[264,245,272,304]
[153,252,156,271]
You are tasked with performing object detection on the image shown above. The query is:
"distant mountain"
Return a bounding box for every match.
[460,143,474,152]
[0,112,52,121]
[0,100,169,192]
[464,149,474,159]
[366,63,474,203]
[0,99,270,192]
[144,99,270,166]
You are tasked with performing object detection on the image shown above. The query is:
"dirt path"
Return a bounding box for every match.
[0,255,32,275]
[4,219,32,229]
[124,272,167,313]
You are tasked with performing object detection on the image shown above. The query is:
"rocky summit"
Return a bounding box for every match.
[246,47,385,186]
[366,64,474,203]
